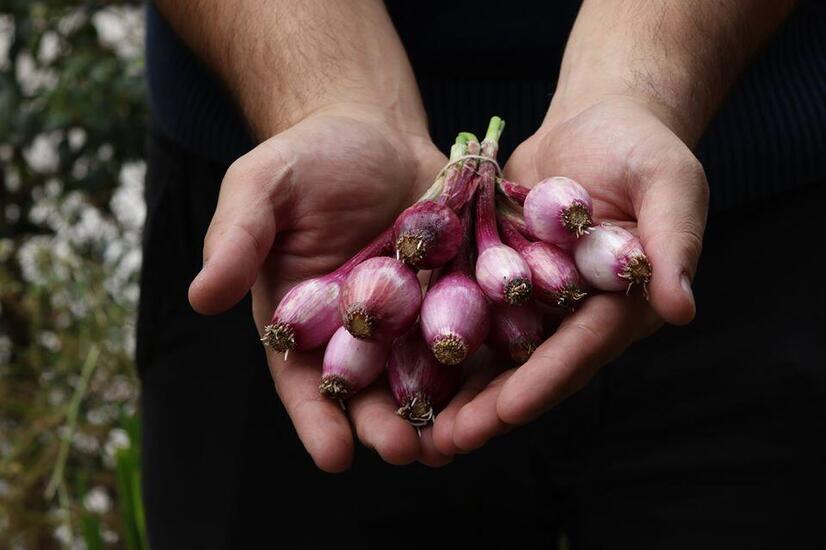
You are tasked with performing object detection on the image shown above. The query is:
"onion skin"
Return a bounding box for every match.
[261,277,342,352]
[475,244,533,306]
[489,303,544,365]
[496,196,540,241]
[497,178,529,206]
[474,117,533,306]
[339,257,422,342]
[319,326,388,400]
[262,228,393,353]
[524,177,594,246]
[387,329,461,426]
[522,243,587,309]
[393,200,462,269]
[421,271,490,365]
[420,205,490,365]
[573,224,652,292]
[499,217,586,310]
[439,137,481,210]
[393,135,478,269]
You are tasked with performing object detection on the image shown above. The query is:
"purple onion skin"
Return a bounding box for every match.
[475,171,533,305]
[420,271,490,365]
[574,224,652,292]
[496,196,541,242]
[319,326,388,400]
[499,216,586,310]
[262,276,342,352]
[387,329,461,425]
[439,138,481,211]
[421,195,490,365]
[474,117,533,306]
[393,200,462,269]
[262,228,393,353]
[498,178,529,206]
[524,177,594,246]
[475,244,533,305]
[340,257,422,342]
[521,243,587,309]
[489,303,544,365]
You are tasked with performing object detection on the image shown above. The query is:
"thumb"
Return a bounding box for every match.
[637,157,709,325]
[188,142,294,315]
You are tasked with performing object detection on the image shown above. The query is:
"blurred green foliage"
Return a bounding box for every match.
[0,0,147,547]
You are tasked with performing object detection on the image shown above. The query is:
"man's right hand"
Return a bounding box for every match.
[188,104,451,471]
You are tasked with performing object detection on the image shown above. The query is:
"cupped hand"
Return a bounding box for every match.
[188,104,449,471]
[433,97,709,455]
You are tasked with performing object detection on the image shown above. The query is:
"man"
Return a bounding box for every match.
[139,1,826,547]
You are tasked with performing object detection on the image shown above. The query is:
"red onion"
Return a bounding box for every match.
[476,243,533,306]
[499,217,587,310]
[489,303,544,364]
[420,207,489,365]
[393,134,477,269]
[262,228,393,352]
[474,117,533,306]
[393,200,462,269]
[496,196,539,240]
[496,178,529,206]
[574,223,652,292]
[387,329,461,426]
[438,134,481,210]
[524,176,594,245]
[319,326,388,400]
[339,256,422,342]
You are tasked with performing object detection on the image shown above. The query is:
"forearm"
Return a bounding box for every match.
[548,0,798,144]
[152,0,426,139]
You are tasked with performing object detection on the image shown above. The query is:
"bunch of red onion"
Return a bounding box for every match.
[261,117,651,425]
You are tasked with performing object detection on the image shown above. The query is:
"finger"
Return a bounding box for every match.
[452,369,516,452]
[497,293,660,426]
[268,349,354,473]
[431,348,504,456]
[189,140,296,315]
[347,379,420,466]
[636,156,709,325]
[417,427,454,468]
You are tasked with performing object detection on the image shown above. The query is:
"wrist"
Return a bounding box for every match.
[545,55,707,147]
[261,88,430,142]
[287,100,433,148]
[544,1,732,147]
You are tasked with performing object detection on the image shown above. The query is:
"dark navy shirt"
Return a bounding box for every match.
[146,1,826,212]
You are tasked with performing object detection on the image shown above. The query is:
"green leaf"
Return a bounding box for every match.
[82,513,104,550]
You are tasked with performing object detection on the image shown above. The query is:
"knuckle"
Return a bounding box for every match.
[223,143,295,202]
[553,319,605,359]
[697,177,711,207]
[683,227,704,264]
[682,154,705,179]
[232,221,269,259]
[222,156,250,190]
[259,141,296,199]
[202,218,270,264]
[684,156,710,204]
[657,216,704,270]
[669,215,705,267]
[569,320,602,344]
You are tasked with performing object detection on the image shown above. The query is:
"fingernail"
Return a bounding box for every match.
[681,273,695,310]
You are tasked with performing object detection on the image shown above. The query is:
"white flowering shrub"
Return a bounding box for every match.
[0,2,147,548]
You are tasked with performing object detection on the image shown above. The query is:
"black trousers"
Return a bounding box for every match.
[137,118,826,548]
